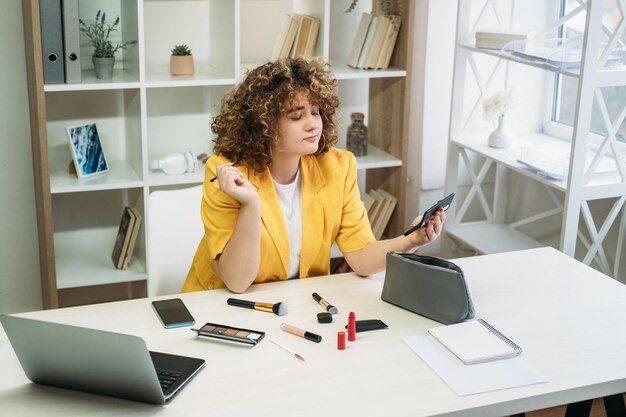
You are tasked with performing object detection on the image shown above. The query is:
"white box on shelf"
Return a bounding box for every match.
[475,29,527,50]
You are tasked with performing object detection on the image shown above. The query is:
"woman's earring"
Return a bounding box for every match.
[316,133,326,154]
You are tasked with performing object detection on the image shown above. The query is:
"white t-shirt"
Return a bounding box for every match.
[272,169,302,279]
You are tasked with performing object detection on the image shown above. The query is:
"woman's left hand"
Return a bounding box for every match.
[406,208,446,247]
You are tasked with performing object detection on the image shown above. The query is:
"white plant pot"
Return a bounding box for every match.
[93,56,115,79]
[170,55,194,76]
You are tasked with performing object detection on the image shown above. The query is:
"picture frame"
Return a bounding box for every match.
[66,123,109,178]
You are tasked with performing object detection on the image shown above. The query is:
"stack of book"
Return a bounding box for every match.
[111,206,142,270]
[347,12,402,70]
[271,14,320,61]
[330,188,398,274]
[362,188,398,239]
[475,29,527,50]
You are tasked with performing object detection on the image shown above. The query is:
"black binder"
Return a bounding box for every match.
[39,0,65,84]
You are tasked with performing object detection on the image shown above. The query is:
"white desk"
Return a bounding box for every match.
[2,247,626,416]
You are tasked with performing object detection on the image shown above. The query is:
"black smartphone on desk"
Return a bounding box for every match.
[403,192,455,236]
[152,298,196,328]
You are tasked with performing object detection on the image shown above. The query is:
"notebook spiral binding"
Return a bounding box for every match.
[477,319,523,355]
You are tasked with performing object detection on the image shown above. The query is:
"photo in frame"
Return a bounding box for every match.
[66,123,109,178]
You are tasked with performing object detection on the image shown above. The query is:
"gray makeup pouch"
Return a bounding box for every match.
[381,252,475,325]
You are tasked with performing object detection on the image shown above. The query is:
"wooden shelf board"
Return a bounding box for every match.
[44,69,140,92]
[452,132,625,193]
[147,168,205,187]
[458,42,581,78]
[459,42,626,86]
[331,61,407,80]
[50,160,143,194]
[447,223,544,255]
[353,145,402,170]
[240,61,407,81]
[145,64,236,87]
[55,227,146,289]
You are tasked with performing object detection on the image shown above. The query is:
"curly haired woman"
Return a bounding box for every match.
[181,57,445,293]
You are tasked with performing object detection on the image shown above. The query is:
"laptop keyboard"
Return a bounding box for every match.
[156,369,183,393]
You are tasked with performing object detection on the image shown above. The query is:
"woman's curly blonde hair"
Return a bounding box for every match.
[212,57,340,172]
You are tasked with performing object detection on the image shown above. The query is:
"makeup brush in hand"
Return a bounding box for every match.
[227,298,288,316]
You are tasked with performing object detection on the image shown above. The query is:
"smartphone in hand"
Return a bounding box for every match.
[403,192,455,236]
[152,298,196,328]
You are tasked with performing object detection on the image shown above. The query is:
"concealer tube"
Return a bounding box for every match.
[280,323,322,343]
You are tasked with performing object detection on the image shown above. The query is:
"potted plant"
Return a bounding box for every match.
[170,44,194,76]
[79,10,136,79]
[346,0,404,18]
[483,90,516,148]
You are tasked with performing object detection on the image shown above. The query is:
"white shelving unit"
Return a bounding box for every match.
[444,0,626,279]
[23,0,413,308]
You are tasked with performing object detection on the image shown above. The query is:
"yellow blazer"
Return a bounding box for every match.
[181,147,375,292]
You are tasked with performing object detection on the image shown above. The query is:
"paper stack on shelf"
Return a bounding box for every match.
[515,145,618,181]
[505,38,585,70]
[475,29,527,50]
[501,37,625,70]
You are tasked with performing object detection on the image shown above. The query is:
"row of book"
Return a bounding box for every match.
[111,207,142,270]
[348,12,402,70]
[271,14,321,61]
[331,188,398,274]
[40,0,81,84]
[363,188,398,240]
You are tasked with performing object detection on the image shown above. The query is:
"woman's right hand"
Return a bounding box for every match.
[215,163,259,206]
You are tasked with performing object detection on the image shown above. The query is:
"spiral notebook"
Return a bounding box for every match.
[428,319,522,365]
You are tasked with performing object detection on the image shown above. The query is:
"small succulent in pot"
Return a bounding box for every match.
[170,44,194,76]
[171,44,192,56]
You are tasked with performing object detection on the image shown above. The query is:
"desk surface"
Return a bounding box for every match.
[2,247,626,417]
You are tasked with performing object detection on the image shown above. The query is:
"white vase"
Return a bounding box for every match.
[488,114,512,148]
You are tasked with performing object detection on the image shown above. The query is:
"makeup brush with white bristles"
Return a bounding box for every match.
[227,298,288,316]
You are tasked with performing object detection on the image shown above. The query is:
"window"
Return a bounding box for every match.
[553,0,626,144]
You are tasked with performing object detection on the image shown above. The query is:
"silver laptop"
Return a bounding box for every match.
[0,314,205,404]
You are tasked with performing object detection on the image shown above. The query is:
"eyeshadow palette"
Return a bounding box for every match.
[192,322,265,346]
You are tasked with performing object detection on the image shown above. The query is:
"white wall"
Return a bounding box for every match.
[0,0,43,313]
[418,0,457,193]
[405,0,457,254]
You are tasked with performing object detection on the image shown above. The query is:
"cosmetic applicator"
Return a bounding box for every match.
[348,312,357,341]
[268,338,305,361]
[312,292,338,314]
[227,298,288,316]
